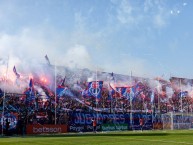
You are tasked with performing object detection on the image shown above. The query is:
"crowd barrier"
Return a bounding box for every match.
[0,112,155,134]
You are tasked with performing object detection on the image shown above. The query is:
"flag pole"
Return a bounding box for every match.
[158,79,160,117]
[95,66,98,121]
[2,56,9,136]
[151,90,154,126]
[179,78,184,125]
[54,61,57,125]
[130,71,133,130]
[180,78,183,112]
[109,83,112,114]
[109,72,114,114]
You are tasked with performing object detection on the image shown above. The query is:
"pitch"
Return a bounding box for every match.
[1,130,193,145]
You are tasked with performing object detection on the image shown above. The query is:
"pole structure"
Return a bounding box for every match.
[180,78,183,112]
[130,71,133,130]
[54,62,57,125]
[95,66,98,122]
[2,56,9,136]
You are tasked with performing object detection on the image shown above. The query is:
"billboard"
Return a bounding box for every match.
[26,124,68,134]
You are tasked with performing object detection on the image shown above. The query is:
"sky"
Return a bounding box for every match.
[0,0,193,80]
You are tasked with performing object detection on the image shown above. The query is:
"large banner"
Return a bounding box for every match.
[70,112,128,125]
[0,113,18,133]
[68,112,128,132]
[68,124,101,132]
[131,113,153,130]
[68,112,153,132]
[101,124,128,131]
[26,124,68,134]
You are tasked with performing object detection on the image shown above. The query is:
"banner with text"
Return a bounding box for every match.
[26,124,68,134]
[101,124,128,131]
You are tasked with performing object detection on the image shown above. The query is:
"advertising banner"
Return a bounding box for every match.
[68,112,153,132]
[26,124,67,134]
[68,124,101,132]
[101,124,128,131]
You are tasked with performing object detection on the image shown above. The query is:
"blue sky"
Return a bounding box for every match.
[0,0,192,79]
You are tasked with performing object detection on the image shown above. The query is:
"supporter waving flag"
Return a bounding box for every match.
[88,81,103,100]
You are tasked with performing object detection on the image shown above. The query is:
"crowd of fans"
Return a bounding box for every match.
[1,75,193,130]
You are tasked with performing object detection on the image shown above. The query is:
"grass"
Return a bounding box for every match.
[1,130,193,145]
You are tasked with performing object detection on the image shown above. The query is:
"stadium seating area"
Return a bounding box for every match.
[1,68,193,134]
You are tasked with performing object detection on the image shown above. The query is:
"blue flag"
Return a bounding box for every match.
[131,82,144,98]
[56,86,65,97]
[29,78,33,88]
[24,79,35,104]
[29,78,33,94]
[88,81,103,99]
[56,86,74,97]
[178,91,188,98]
[115,87,131,99]
[0,88,3,98]
[122,87,130,99]
[116,87,123,97]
